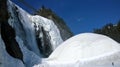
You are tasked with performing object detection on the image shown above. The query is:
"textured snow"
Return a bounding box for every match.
[37,33,120,67]
[49,33,120,61]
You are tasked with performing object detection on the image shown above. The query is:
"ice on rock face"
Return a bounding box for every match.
[7,0,63,57]
[1,0,63,66]
[28,15,63,50]
[0,35,25,67]
[7,0,41,56]
[0,34,41,67]
[15,36,41,67]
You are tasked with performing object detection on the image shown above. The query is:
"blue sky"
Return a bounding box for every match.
[12,0,120,34]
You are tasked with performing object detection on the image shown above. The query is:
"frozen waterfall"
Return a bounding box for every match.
[1,0,120,67]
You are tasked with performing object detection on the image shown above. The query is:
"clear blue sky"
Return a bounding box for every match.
[12,0,120,35]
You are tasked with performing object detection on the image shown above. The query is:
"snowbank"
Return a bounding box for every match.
[38,33,120,67]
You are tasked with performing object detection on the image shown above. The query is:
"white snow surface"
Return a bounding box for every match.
[36,33,120,67]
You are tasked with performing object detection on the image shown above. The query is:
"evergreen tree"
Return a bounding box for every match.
[94,21,120,43]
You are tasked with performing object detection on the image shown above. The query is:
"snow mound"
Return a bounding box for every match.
[49,33,120,61]
[39,33,120,67]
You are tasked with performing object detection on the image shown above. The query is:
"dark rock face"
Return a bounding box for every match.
[34,23,53,57]
[1,22,24,63]
[0,0,9,22]
[0,0,24,63]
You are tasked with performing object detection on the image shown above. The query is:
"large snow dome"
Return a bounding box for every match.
[39,33,120,67]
